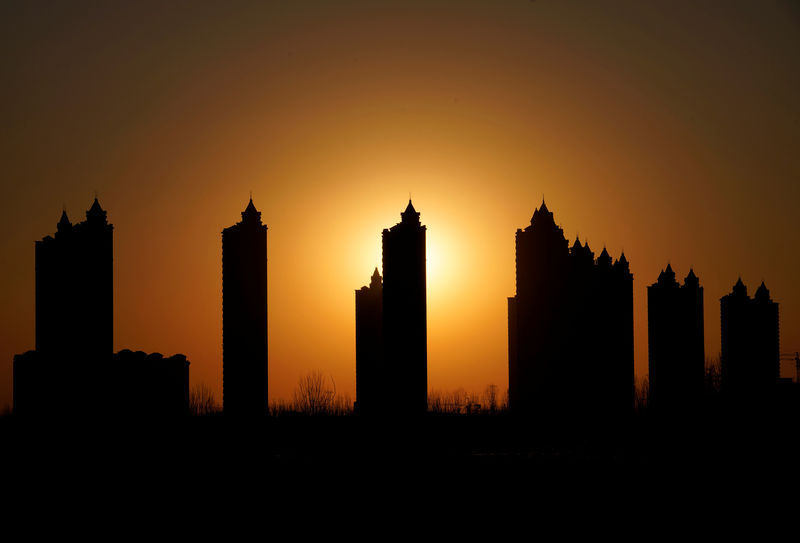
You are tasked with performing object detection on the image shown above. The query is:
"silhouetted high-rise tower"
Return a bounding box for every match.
[647,265,705,416]
[35,198,113,361]
[222,198,268,415]
[508,201,633,420]
[720,279,779,405]
[382,200,427,413]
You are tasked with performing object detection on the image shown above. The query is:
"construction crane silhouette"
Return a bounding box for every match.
[780,352,800,383]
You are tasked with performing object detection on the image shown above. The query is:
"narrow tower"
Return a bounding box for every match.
[382,200,427,414]
[222,198,268,415]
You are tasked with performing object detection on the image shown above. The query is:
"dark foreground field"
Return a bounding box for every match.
[2,411,799,530]
[3,411,798,483]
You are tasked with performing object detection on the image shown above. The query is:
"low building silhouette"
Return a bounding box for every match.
[222,198,268,416]
[647,265,705,417]
[13,199,190,417]
[355,200,427,415]
[720,279,780,406]
[508,201,633,422]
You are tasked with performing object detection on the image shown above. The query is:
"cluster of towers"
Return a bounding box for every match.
[13,199,189,416]
[507,202,634,421]
[647,264,782,416]
[13,196,786,419]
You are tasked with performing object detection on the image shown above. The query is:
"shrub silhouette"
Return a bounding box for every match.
[189,384,219,416]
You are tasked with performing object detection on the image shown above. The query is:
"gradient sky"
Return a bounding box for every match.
[2,1,798,411]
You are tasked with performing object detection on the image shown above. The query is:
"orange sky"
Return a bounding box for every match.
[1,1,799,410]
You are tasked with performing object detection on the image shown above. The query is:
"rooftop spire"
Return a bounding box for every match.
[57,208,72,233]
[684,268,699,288]
[657,263,677,285]
[86,197,107,224]
[597,246,612,268]
[241,197,262,224]
[755,280,771,301]
[401,199,421,225]
[732,277,748,297]
[370,267,382,289]
[530,199,555,228]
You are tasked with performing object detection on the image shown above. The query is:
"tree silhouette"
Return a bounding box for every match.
[293,371,337,415]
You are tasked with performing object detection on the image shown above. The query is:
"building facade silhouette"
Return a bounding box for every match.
[36,199,113,361]
[14,198,189,416]
[355,268,383,413]
[382,200,427,413]
[647,265,705,416]
[720,279,780,405]
[222,198,268,415]
[507,201,633,421]
[355,200,427,414]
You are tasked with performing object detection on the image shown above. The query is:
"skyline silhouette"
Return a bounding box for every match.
[8,195,795,421]
[1,2,798,412]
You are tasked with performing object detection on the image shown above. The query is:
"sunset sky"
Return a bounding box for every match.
[2,1,798,411]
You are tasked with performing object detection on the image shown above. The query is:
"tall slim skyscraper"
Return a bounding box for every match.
[647,265,705,416]
[222,198,268,415]
[721,279,779,404]
[508,201,633,421]
[382,200,427,414]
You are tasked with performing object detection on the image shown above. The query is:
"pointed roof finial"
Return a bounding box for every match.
[401,199,420,225]
[86,196,107,223]
[370,267,382,289]
[242,197,261,223]
[755,280,771,301]
[598,246,612,267]
[684,268,699,288]
[732,277,748,297]
[57,208,71,232]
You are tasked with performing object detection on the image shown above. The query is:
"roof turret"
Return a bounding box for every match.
[241,197,262,224]
[597,247,612,268]
[732,277,748,297]
[657,263,677,286]
[755,280,771,302]
[370,267,382,289]
[401,199,421,225]
[86,197,107,224]
[57,209,72,233]
[684,268,700,288]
